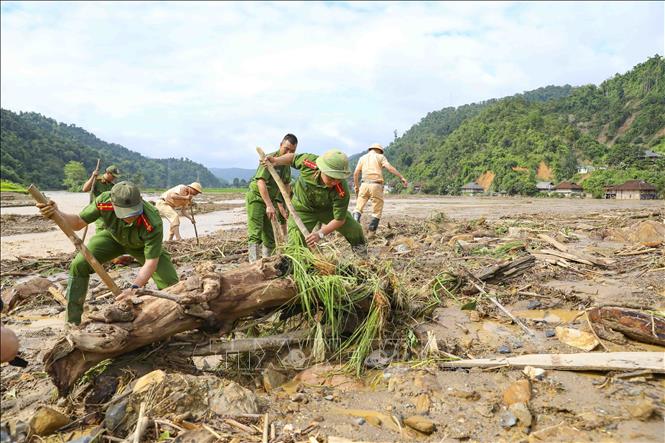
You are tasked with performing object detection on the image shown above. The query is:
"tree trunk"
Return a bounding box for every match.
[44,256,298,396]
[587,306,665,346]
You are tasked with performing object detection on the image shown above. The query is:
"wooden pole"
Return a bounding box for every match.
[27,184,121,296]
[256,147,310,237]
[190,205,200,246]
[81,159,101,243]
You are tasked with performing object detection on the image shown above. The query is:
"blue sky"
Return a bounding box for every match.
[1,1,663,168]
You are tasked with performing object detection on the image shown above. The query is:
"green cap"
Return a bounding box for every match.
[315,149,351,179]
[110,181,144,219]
[106,165,121,176]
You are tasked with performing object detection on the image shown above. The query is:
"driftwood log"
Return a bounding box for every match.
[470,254,536,287]
[588,306,665,346]
[44,256,298,396]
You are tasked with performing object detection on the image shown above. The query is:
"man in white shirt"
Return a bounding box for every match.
[352,144,408,237]
[155,182,203,241]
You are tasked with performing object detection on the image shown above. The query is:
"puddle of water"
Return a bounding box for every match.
[514,310,584,324]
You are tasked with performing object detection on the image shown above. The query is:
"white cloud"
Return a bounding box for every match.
[1,1,663,168]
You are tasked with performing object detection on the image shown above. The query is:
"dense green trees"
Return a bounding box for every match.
[380,55,664,196]
[0,109,221,190]
[63,161,87,191]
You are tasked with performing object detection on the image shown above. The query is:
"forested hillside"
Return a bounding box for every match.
[1,110,221,189]
[381,56,665,196]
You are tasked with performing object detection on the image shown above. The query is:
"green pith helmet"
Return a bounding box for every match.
[106,165,121,177]
[110,181,144,218]
[316,149,351,179]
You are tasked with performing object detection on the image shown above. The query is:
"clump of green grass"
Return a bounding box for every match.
[282,243,395,375]
[0,180,28,193]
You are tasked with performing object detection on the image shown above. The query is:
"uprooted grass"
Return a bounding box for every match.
[280,242,426,375]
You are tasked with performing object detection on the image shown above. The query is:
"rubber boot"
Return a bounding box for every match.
[248,243,260,263]
[262,245,274,258]
[367,217,380,239]
[65,275,89,325]
[351,243,369,259]
[352,211,361,223]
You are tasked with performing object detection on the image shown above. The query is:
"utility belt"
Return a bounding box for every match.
[362,179,384,185]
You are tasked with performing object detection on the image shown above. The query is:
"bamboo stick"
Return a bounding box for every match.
[27,184,121,295]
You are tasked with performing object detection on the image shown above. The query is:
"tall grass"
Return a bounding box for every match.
[0,180,28,193]
[282,243,394,375]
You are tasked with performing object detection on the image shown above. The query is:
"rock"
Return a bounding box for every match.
[364,349,391,369]
[280,348,308,369]
[545,329,556,338]
[528,424,588,442]
[509,402,532,427]
[627,398,655,421]
[627,220,665,247]
[498,345,511,354]
[523,366,545,381]
[29,406,70,436]
[133,369,167,394]
[526,300,541,310]
[324,395,334,401]
[414,394,431,414]
[355,417,366,426]
[193,355,224,371]
[210,382,259,415]
[290,393,307,403]
[503,380,531,406]
[403,416,435,434]
[173,429,217,443]
[104,399,128,431]
[500,411,517,428]
[262,368,288,392]
[293,364,363,392]
[555,326,599,351]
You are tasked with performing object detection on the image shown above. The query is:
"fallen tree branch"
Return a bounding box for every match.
[170,330,311,356]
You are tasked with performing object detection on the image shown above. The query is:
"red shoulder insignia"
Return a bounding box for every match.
[334,183,345,198]
[303,159,318,170]
[136,214,153,232]
[96,203,114,211]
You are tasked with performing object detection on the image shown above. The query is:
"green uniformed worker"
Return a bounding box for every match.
[81,164,121,232]
[245,133,298,262]
[37,181,179,325]
[263,149,367,255]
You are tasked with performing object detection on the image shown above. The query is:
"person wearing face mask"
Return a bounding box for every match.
[263,149,367,257]
[36,181,179,325]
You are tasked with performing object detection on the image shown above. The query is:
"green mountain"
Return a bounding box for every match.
[1,109,221,189]
[380,55,665,196]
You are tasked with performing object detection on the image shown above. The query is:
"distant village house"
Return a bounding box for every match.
[639,150,663,161]
[536,181,554,193]
[554,181,584,196]
[461,182,485,196]
[604,180,658,200]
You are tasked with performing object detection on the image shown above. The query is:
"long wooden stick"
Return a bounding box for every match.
[27,184,121,296]
[190,205,200,246]
[81,159,101,243]
[256,147,310,237]
[464,269,535,337]
[439,352,665,373]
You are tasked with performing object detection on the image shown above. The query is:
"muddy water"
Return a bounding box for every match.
[1,191,246,259]
[2,192,663,259]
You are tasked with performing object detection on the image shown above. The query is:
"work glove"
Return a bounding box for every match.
[36,200,58,219]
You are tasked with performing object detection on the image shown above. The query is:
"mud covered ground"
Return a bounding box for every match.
[1,198,664,443]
